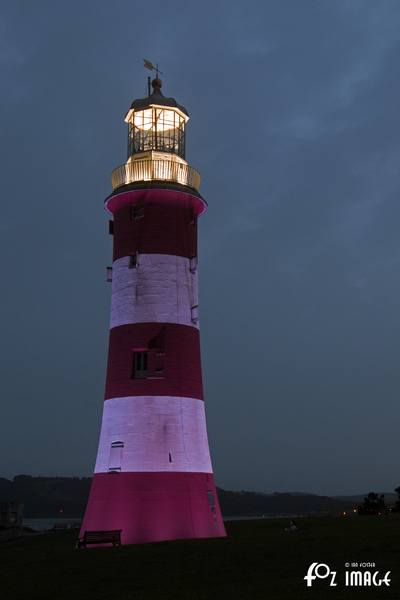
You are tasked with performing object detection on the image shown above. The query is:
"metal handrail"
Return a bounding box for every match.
[111,159,201,192]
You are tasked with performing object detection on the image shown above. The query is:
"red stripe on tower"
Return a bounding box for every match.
[80,75,226,545]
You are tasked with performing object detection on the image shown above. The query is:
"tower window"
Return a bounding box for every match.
[189,257,197,273]
[129,254,137,269]
[131,205,145,220]
[108,441,124,472]
[108,220,114,235]
[133,351,148,379]
[191,305,199,324]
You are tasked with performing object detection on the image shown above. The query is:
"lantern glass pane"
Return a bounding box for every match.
[128,107,186,159]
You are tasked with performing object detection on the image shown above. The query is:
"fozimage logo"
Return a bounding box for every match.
[304,562,391,588]
[304,563,337,587]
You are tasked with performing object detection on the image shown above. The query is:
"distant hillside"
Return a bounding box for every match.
[218,489,355,516]
[0,475,385,518]
[335,493,397,505]
[0,476,91,518]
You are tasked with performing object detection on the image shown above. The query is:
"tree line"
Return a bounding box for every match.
[358,487,400,515]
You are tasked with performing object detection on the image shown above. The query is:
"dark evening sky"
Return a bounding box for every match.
[1,1,400,495]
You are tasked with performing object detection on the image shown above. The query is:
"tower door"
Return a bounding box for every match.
[108,441,124,472]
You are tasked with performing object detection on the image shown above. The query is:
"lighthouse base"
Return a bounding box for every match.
[80,471,226,546]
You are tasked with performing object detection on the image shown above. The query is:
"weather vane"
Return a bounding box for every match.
[143,59,163,77]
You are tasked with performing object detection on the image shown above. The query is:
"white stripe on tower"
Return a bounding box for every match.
[110,254,198,329]
[94,396,212,474]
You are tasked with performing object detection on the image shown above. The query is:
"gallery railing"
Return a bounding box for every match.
[111,159,201,192]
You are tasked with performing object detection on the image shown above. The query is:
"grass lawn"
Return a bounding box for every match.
[1,515,399,599]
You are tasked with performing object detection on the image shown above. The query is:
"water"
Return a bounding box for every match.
[24,514,296,531]
[23,518,82,531]
[223,514,300,521]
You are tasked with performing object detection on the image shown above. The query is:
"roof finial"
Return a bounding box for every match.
[152,76,162,93]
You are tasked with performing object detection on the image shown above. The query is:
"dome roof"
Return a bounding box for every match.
[128,78,189,117]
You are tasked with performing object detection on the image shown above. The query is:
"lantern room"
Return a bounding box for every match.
[110,78,200,193]
[125,78,189,160]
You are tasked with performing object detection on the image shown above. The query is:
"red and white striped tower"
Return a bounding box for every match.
[80,76,226,545]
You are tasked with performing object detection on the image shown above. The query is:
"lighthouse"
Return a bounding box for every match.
[80,75,226,545]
